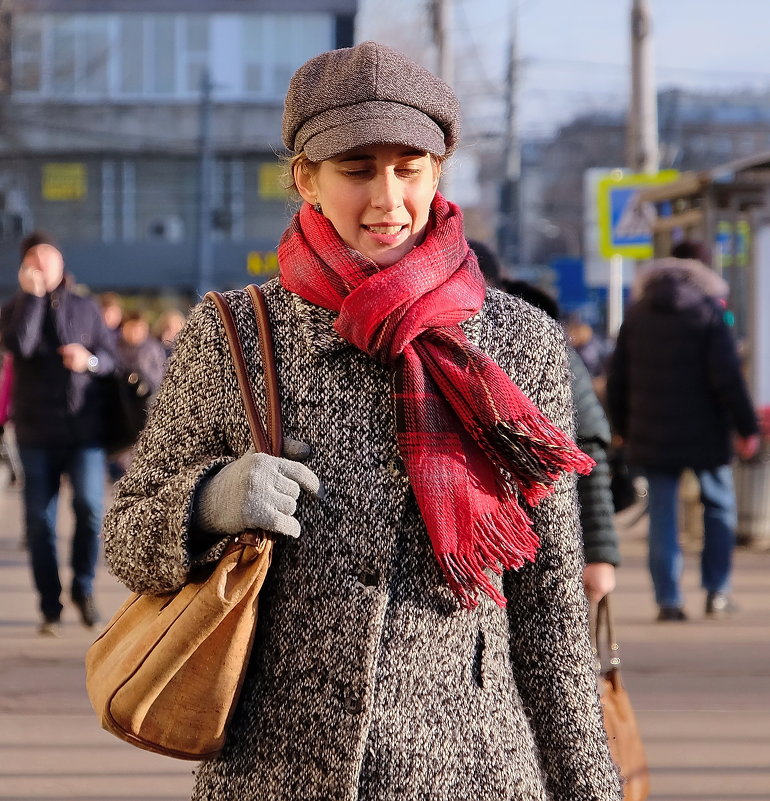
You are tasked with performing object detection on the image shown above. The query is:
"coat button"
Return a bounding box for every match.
[385,455,405,476]
[357,569,380,587]
[342,689,364,715]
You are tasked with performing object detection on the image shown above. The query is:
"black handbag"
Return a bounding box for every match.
[608,446,638,513]
[103,370,153,455]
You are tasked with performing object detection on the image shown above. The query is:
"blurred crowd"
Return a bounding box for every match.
[0,228,758,637]
[0,231,188,635]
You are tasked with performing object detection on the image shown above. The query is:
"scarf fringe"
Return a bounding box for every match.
[476,413,595,507]
[439,501,540,609]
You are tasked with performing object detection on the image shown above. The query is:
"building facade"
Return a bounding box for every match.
[0,1,357,295]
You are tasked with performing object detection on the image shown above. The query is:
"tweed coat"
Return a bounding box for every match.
[103,279,622,801]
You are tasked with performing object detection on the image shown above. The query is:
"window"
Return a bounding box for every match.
[120,17,143,95]
[240,14,332,100]
[150,16,177,95]
[183,16,209,94]
[15,14,113,98]
[12,12,334,101]
[242,17,265,93]
[13,16,42,92]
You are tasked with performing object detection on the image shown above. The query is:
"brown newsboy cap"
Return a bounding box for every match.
[282,41,460,162]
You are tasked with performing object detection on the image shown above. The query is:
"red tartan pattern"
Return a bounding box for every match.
[279,194,594,608]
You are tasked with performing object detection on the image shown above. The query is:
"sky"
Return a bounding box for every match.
[357,0,770,140]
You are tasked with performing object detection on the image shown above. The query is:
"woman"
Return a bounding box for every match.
[103,42,622,801]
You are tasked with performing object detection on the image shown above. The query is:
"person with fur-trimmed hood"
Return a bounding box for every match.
[606,241,758,622]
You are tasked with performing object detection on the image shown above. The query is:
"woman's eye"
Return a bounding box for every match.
[343,169,371,178]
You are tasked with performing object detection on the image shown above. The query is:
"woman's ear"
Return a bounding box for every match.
[294,161,317,205]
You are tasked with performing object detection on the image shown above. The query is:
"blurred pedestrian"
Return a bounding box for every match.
[0,232,117,636]
[467,238,503,288]
[102,42,621,801]
[565,316,608,380]
[499,276,621,602]
[606,241,759,621]
[108,310,168,477]
[117,310,167,397]
[152,308,187,357]
[98,291,123,345]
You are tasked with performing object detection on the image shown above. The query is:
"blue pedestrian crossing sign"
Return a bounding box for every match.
[597,169,679,259]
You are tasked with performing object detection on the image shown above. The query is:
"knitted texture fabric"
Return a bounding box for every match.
[279,195,595,607]
[102,281,622,801]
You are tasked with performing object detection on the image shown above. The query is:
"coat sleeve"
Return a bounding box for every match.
[504,324,622,801]
[102,298,241,595]
[570,349,621,567]
[0,293,47,358]
[86,298,118,376]
[706,313,758,438]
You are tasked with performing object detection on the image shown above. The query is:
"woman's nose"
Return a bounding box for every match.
[371,173,403,211]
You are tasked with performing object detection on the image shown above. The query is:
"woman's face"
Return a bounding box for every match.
[295,143,441,268]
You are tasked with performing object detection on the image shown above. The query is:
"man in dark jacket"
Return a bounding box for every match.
[606,243,759,621]
[0,232,116,635]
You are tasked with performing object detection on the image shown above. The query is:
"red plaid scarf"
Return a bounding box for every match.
[279,194,594,608]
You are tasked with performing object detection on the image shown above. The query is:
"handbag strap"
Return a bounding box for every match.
[204,285,282,459]
[593,594,622,672]
[245,284,283,459]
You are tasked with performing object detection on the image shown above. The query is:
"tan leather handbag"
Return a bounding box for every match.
[595,595,650,801]
[86,284,281,760]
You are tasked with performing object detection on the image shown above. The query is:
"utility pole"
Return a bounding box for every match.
[432,0,454,200]
[497,0,520,271]
[609,0,659,338]
[627,0,659,174]
[195,69,214,297]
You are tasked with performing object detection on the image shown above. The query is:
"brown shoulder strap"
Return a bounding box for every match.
[245,284,283,459]
[204,287,281,457]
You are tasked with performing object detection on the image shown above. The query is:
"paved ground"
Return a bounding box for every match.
[0,480,768,801]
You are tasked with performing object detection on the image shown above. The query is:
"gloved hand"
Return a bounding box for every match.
[193,438,321,539]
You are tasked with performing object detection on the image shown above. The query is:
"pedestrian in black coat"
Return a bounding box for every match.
[606,248,758,621]
[607,257,757,471]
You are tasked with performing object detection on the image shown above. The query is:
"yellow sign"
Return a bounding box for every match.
[247,251,279,276]
[42,163,87,201]
[597,169,679,259]
[258,163,286,199]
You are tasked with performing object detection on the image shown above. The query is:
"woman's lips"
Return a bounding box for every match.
[362,224,407,244]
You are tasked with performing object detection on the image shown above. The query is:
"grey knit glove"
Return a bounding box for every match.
[193,439,321,539]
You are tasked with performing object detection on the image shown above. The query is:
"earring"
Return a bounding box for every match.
[312,202,322,214]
